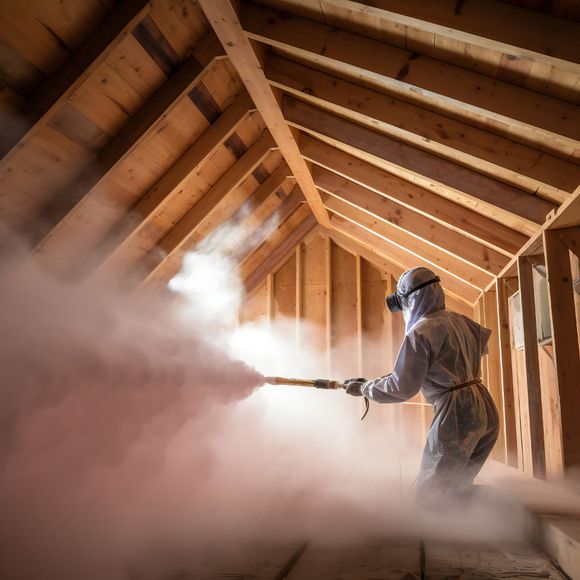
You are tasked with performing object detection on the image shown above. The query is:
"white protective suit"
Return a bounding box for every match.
[360,267,499,503]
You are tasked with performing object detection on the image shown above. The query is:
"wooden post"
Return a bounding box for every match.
[496,277,519,467]
[325,236,332,374]
[543,229,580,470]
[483,288,506,463]
[571,253,580,355]
[570,239,580,462]
[355,254,363,376]
[295,243,303,348]
[266,273,274,327]
[385,274,396,369]
[556,228,580,356]
[475,298,489,386]
[517,256,546,479]
[387,273,405,440]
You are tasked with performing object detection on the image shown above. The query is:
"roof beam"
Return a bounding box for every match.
[90,92,254,277]
[299,134,527,256]
[321,1,580,79]
[138,130,275,285]
[242,1,580,159]
[31,34,227,250]
[0,0,152,162]
[285,96,555,235]
[198,0,330,227]
[330,215,480,304]
[324,194,493,290]
[244,209,317,293]
[314,166,507,276]
[265,53,576,202]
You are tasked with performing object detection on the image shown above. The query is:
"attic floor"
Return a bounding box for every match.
[135,462,580,579]
[145,538,564,579]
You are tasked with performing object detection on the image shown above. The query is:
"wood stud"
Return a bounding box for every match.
[496,277,519,467]
[543,229,580,469]
[516,255,547,479]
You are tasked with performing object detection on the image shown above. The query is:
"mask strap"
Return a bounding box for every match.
[400,276,441,298]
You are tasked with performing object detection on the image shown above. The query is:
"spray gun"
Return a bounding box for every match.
[263,376,370,420]
[264,376,345,390]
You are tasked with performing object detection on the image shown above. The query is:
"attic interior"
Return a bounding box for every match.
[1,0,579,578]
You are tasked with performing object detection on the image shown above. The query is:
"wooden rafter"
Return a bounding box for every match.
[324,194,493,290]
[138,130,276,285]
[164,164,296,286]
[135,177,298,294]
[198,0,330,227]
[330,214,480,304]
[242,1,580,159]
[545,188,580,230]
[264,53,577,202]
[314,166,508,276]
[300,134,528,256]
[91,91,254,277]
[285,96,555,235]
[317,0,580,87]
[31,33,227,249]
[0,0,152,163]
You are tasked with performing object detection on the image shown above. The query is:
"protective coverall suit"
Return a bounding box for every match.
[346,267,499,505]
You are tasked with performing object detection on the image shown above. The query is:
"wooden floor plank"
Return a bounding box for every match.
[150,542,304,580]
[147,538,568,579]
[425,540,564,579]
[285,540,421,580]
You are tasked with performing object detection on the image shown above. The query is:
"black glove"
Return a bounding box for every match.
[343,377,367,397]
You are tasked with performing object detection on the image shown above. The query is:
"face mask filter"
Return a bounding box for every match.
[385,292,403,312]
[385,276,441,313]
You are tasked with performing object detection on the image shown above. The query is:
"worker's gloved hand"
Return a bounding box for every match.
[343,378,367,397]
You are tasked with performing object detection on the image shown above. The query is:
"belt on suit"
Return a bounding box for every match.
[447,379,482,392]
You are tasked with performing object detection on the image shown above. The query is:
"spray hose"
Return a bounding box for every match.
[263,376,370,421]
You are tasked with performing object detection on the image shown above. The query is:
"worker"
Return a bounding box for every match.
[344,267,499,507]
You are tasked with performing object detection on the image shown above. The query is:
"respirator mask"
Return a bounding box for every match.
[385,276,441,313]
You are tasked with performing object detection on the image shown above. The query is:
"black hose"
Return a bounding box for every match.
[361,397,370,421]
